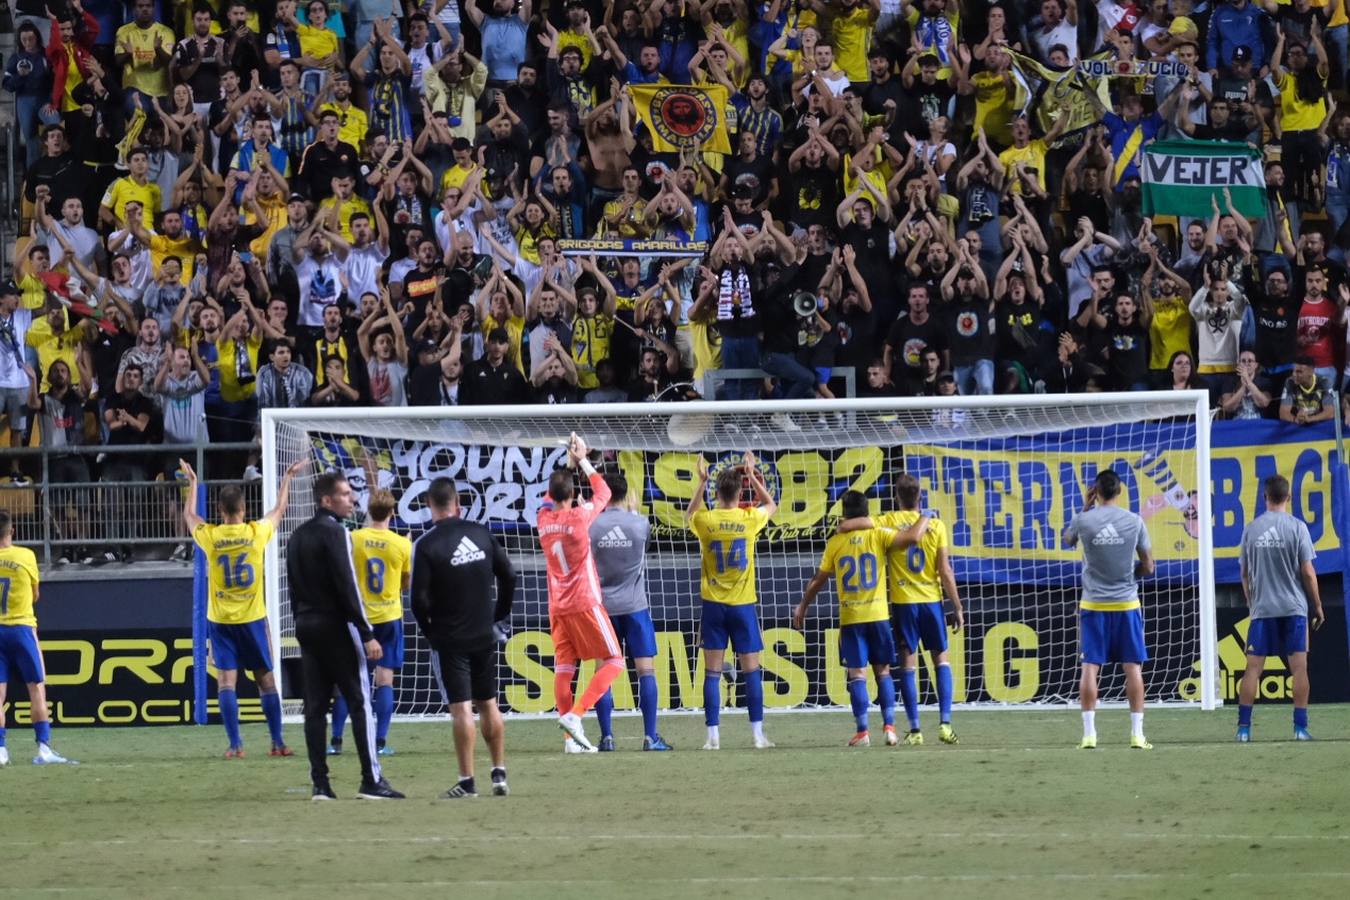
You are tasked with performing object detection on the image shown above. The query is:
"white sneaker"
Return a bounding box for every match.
[701,735,720,750]
[770,412,802,433]
[243,465,262,482]
[558,712,595,751]
[0,747,9,767]
[33,743,73,765]
[752,734,776,749]
[563,737,588,754]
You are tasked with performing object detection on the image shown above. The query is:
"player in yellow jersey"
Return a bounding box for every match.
[181,458,307,758]
[0,510,73,766]
[330,487,411,757]
[796,491,931,748]
[842,473,964,745]
[687,452,778,750]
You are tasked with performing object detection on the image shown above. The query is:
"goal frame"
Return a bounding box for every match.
[261,392,1219,713]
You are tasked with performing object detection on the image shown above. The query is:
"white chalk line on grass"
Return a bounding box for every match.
[10,830,1350,850]
[7,871,1350,894]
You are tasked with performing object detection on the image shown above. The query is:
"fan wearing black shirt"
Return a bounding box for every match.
[885,283,947,390]
[939,242,996,395]
[721,131,778,210]
[412,477,516,799]
[1085,292,1152,392]
[783,131,842,230]
[899,53,955,141]
[993,251,1048,382]
[463,327,530,404]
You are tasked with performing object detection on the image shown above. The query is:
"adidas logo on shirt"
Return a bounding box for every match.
[1253,528,1284,549]
[450,536,487,565]
[597,526,633,549]
[1091,524,1126,546]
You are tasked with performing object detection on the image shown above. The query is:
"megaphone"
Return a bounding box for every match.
[792,291,818,318]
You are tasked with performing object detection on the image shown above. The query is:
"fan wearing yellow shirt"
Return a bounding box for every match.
[115,0,175,104]
[182,457,307,759]
[841,473,964,745]
[99,148,162,231]
[329,488,411,758]
[0,510,73,766]
[795,490,931,748]
[687,452,779,750]
[818,0,878,83]
[126,208,204,287]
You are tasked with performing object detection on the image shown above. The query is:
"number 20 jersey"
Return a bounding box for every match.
[819,527,895,625]
[877,510,947,605]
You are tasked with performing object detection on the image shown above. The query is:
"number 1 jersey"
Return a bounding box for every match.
[538,472,612,618]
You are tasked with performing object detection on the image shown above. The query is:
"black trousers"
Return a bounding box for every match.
[297,618,381,786]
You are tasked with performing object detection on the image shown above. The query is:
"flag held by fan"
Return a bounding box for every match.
[1141,141,1267,219]
[629,84,733,155]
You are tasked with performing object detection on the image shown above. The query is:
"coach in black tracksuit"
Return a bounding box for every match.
[286,471,403,801]
[412,477,516,798]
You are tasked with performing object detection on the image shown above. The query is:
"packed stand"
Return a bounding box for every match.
[1,0,1347,499]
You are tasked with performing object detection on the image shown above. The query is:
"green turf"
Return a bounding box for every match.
[3,706,1349,900]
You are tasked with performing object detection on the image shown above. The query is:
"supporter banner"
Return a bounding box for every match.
[1078,59,1190,78]
[309,420,1347,587]
[1141,140,1267,219]
[556,238,708,258]
[1008,51,1112,146]
[629,83,733,154]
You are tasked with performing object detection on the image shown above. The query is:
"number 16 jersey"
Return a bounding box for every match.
[877,510,947,605]
[193,520,274,625]
[690,506,771,606]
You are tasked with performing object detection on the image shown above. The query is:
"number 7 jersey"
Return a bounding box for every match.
[877,510,947,605]
[690,506,772,606]
[192,520,275,625]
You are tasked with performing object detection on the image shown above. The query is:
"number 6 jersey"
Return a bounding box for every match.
[878,510,948,605]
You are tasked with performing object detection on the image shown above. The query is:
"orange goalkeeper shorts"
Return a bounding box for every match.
[552,606,622,666]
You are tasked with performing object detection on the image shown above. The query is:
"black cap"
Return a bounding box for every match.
[0,280,20,298]
[287,192,308,203]
[414,339,440,357]
[1232,45,1252,63]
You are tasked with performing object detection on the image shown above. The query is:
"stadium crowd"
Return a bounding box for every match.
[1,0,1347,506]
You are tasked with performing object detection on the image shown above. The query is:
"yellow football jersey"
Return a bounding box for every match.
[351,527,412,626]
[877,511,947,605]
[193,520,274,624]
[690,506,771,606]
[0,545,41,627]
[819,527,894,626]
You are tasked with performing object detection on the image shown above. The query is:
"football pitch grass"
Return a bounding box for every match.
[5,706,1350,900]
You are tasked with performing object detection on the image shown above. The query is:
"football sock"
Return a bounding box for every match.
[553,667,576,714]
[0,727,7,747]
[1294,707,1309,729]
[219,689,242,748]
[34,721,50,745]
[847,677,870,732]
[745,669,765,724]
[638,674,658,740]
[703,671,721,726]
[595,688,615,739]
[750,720,766,741]
[572,660,624,716]
[1237,704,1253,727]
[877,674,897,728]
[261,691,285,746]
[899,668,920,730]
[1082,710,1096,739]
[936,663,953,723]
[706,724,720,743]
[331,695,349,740]
[1130,712,1144,739]
[373,685,394,743]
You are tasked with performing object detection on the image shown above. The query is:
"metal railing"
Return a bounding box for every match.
[1,441,260,568]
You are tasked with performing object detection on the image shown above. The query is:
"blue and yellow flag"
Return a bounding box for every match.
[630,83,733,155]
[1007,51,1112,148]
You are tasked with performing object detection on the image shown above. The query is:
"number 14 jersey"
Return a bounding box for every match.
[690,506,771,606]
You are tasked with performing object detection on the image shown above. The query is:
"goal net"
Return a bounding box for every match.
[261,394,1219,718]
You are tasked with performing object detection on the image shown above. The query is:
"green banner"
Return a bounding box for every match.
[1141,140,1267,219]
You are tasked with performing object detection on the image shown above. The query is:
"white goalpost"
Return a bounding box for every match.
[261,393,1220,720]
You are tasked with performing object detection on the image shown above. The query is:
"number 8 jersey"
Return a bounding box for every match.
[351,528,412,625]
[690,506,772,606]
[193,520,275,624]
[877,510,947,605]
